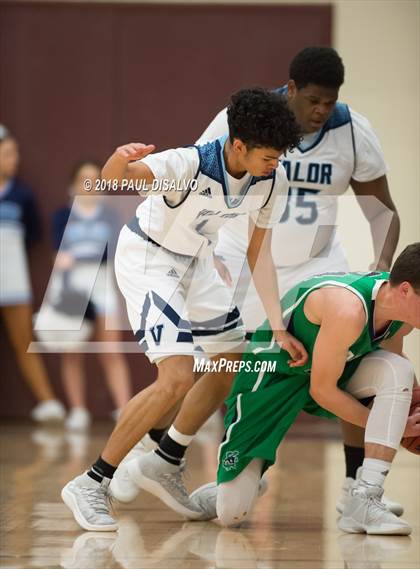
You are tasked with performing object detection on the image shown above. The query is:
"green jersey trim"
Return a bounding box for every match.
[218,394,243,462]
[251,279,369,358]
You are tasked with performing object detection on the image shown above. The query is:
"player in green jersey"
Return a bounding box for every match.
[190,243,420,535]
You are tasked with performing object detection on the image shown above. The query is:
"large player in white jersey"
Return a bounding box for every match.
[199,49,398,315]
[108,47,403,521]
[195,47,402,515]
[61,88,308,531]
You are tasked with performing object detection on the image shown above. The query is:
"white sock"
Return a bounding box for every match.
[360,458,392,488]
[168,425,194,447]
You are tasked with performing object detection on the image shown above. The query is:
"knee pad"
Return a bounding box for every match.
[377,353,414,395]
[366,353,414,449]
[216,501,249,528]
[216,474,259,528]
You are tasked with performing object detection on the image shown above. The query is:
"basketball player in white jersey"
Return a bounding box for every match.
[195,46,402,516]
[109,47,403,520]
[62,88,308,531]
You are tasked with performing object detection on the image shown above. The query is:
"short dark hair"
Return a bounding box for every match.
[389,243,420,291]
[289,46,345,90]
[227,87,301,152]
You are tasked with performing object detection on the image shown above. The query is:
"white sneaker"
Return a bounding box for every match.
[123,434,158,461]
[338,482,411,535]
[31,399,66,423]
[65,407,91,431]
[61,472,118,531]
[336,467,404,517]
[109,434,158,503]
[114,451,203,519]
[189,475,269,521]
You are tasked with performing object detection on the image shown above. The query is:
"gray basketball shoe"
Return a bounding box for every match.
[338,482,411,535]
[336,467,404,517]
[110,434,158,503]
[61,472,117,531]
[123,451,204,519]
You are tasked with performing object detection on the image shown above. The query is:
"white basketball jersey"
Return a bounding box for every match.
[198,88,387,266]
[134,136,288,257]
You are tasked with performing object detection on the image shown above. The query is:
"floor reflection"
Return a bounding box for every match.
[0,421,418,569]
[336,534,412,569]
[59,518,414,569]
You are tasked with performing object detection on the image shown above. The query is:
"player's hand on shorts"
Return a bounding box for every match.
[274,330,308,367]
[115,143,156,162]
[403,409,420,438]
[213,254,233,287]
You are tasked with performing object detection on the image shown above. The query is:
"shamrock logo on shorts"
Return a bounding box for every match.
[222,450,239,471]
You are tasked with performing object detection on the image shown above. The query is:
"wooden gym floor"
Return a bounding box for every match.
[0,416,418,569]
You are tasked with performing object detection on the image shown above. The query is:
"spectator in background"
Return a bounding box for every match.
[52,161,131,430]
[0,125,65,422]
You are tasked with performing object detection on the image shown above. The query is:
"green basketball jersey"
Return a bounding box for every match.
[230,271,402,398]
[217,272,403,484]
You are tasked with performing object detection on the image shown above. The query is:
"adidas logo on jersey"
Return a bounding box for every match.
[199,187,212,198]
[166,268,179,278]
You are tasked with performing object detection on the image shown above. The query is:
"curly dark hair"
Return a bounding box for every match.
[390,243,420,291]
[227,87,301,152]
[289,46,345,90]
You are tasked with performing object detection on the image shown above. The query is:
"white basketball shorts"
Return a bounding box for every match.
[115,223,245,363]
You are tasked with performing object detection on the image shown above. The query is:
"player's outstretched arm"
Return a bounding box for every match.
[309,291,370,426]
[247,221,308,366]
[102,143,156,186]
[351,176,400,271]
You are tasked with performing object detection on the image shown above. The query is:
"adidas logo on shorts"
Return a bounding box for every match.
[199,187,212,198]
[167,268,179,278]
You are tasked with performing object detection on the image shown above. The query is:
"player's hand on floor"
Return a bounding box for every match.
[213,254,233,287]
[274,330,308,367]
[403,410,420,438]
[115,143,156,162]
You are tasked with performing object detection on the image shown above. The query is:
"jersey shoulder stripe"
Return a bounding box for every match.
[196,139,224,183]
[324,102,351,132]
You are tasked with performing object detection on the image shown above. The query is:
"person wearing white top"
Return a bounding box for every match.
[196,47,402,518]
[0,126,65,423]
[112,47,403,522]
[62,87,309,531]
